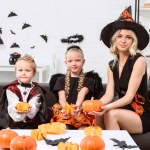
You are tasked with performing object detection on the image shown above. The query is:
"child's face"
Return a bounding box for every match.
[65,51,85,76]
[15,60,35,83]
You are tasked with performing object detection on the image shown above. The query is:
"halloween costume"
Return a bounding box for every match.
[109,53,150,133]
[100,6,150,133]
[0,80,50,129]
[50,71,103,128]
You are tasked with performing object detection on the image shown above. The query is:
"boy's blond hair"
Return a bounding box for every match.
[15,54,37,73]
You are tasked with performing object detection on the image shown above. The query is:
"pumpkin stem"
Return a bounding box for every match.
[91,97,94,100]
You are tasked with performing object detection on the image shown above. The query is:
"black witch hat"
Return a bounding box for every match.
[100,6,149,50]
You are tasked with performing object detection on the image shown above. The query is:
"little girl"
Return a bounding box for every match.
[0,55,50,129]
[50,45,96,129]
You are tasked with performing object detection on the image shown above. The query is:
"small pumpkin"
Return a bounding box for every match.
[82,99,103,112]
[10,135,37,150]
[58,142,79,150]
[16,102,31,111]
[0,129,18,148]
[31,129,47,140]
[80,135,105,150]
[38,122,66,134]
[84,126,102,136]
[63,104,75,115]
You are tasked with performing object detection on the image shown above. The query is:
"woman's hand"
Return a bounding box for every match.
[88,105,110,116]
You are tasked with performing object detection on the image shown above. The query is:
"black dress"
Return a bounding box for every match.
[51,75,95,128]
[53,75,94,104]
[109,53,150,133]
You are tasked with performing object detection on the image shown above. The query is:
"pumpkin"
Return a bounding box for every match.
[0,129,18,148]
[38,122,66,134]
[31,129,47,140]
[16,102,31,111]
[82,100,103,112]
[80,135,105,150]
[63,104,75,115]
[10,135,37,150]
[84,126,102,136]
[58,142,79,150]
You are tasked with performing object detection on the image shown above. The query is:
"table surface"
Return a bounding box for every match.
[11,129,140,150]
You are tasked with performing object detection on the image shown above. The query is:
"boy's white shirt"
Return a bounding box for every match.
[6,84,41,122]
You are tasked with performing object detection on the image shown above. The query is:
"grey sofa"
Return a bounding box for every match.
[0,81,150,150]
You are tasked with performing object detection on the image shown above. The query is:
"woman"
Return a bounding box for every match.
[90,6,150,134]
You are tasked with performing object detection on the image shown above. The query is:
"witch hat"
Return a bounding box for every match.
[100,6,149,50]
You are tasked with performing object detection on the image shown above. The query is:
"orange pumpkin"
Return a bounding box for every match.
[63,104,75,115]
[58,142,79,150]
[80,135,105,150]
[0,129,18,148]
[84,126,102,136]
[16,102,31,111]
[10,135,37,150]
[31,129,47,140]
[38,122,66,134]
[82,100,103,112]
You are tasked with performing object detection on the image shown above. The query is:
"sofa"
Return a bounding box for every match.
[0,81,150,150]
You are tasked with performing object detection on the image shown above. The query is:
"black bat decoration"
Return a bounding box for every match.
[8,11,17,17]
[40,35,48,43]
[0,37,4,44]
[42,134,70,146]
[110,138,139,150]
[22,23,31,30]
[10,30,16,35]
[10,42,20,48]
[0,28,2,34]
[30,46,35,49]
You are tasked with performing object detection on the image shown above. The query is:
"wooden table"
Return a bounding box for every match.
[11,129,140,150]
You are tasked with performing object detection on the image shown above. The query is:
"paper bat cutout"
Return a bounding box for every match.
[22,23,31,30]
[10,42,20,48]
[8,11,17,17]
[40,35,48,43]
[10,30,16,35]
[0,28,2,34]
[0,37,4,44]
[42,134,70,146]
[110,138,138,149]
[30,46,35,49]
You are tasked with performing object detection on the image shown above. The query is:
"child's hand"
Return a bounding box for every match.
[16,107,31,114]
[72,105,81,116]
[61,109,71,119]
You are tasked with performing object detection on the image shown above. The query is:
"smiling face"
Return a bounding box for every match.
[15,60,35,83]
[65,49,85,76]
[115,29,133,53]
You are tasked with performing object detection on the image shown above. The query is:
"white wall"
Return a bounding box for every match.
[0,0,148,83]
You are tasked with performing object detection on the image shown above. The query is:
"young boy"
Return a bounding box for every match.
[0,55,50,129]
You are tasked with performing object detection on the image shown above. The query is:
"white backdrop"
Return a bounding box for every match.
[0,0,147,83]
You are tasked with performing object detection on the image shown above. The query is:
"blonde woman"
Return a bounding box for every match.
[90,6,150,134]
